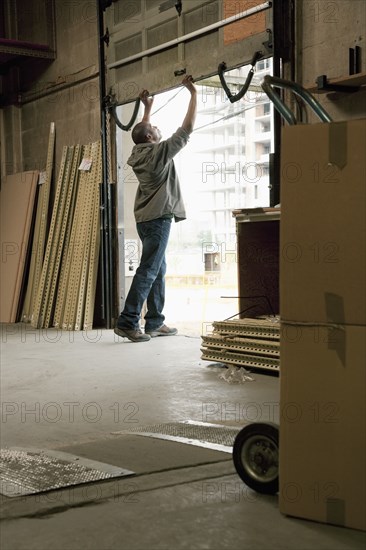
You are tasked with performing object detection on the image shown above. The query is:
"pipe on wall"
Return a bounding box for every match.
[97,0,114,329]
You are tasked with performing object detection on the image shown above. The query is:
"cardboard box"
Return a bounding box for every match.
[280,118,366,325]
[279,322,366,531]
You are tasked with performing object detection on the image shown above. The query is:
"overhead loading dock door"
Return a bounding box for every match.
[106,0,272,102]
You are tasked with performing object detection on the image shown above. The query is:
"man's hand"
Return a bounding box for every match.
[139,89,154,108]
[139,90,153,123]
[182,75,196,94]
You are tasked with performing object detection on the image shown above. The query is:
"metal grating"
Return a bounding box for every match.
[212,319,280,340]
[202,318,280,373]
[201,334,280,357]
[31,140,102,330]
[201,348,279,371]
[112,421,242,453]
[0,448,134,497]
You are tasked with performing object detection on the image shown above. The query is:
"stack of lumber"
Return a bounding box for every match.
[201,317,280,373]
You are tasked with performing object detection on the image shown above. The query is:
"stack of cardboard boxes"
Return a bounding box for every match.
[279,119,366,530]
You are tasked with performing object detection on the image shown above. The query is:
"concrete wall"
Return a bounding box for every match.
[1,0,101,177]
[297,0,366,122]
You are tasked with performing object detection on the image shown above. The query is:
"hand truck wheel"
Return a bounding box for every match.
[233,422,279,494]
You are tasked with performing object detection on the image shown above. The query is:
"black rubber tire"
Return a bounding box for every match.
[233,422,279,494]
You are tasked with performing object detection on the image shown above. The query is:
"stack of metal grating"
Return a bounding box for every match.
[201,317,280,373]
[20,126,102,331]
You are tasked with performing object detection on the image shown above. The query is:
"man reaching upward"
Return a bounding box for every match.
[115,75,197,342]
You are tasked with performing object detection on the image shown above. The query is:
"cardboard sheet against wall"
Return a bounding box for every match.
[0,171,39,322]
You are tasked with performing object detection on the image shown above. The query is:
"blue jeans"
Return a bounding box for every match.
[117,218,172,332]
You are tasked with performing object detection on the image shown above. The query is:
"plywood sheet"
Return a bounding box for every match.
[0,171,39,322]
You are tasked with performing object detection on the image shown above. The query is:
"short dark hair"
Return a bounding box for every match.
[132,122,149,144]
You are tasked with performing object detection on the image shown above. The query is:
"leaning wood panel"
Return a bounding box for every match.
[0,171,39,322]
[22,123,55,322]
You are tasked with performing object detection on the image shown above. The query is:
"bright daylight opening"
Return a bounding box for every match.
[117,58,274,337]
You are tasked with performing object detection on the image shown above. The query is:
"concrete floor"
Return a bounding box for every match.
[1,322,365,550]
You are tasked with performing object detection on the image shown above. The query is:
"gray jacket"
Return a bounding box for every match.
[127,127,190,223]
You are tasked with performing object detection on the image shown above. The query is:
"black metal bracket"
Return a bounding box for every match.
[218,50,264,103]
[159,0,182,16]
[100,0,116,11]
[175,0,183,16]
[102,28,110,47]
[349,46,361,75]
[262,28,273,53]
[174,68,186,77]
[316,74,360,93]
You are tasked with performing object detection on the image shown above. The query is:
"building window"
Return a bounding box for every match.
[257,58,270,71]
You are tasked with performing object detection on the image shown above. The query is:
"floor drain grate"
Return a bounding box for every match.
[112,421,242,453]
[0,447,134,497]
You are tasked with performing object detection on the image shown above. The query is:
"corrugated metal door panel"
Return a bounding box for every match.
[106,0,272,102]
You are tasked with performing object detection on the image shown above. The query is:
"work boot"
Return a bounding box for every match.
[114,326,151,342]
[145,325,178,338]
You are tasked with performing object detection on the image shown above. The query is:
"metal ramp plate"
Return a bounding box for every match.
[0,447,134,497]
[112,421,242,453]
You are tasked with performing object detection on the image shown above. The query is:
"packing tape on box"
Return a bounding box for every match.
[280,319,346,366]
[329,122,347,169]
[324,292,346,365]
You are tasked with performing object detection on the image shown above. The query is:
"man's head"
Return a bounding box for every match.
[132,122,162,145]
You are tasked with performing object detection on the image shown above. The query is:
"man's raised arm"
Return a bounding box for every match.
[181,75,197,135]
[139,89,154,123]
